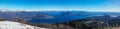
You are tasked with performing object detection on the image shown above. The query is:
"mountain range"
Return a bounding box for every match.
[0,11,120,24]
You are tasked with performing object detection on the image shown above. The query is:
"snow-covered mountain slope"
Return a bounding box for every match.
[0,21,51,29]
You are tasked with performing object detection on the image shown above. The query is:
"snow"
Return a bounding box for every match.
[0,21,50,29]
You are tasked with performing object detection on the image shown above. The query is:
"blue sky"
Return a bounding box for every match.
[0,0,120,12]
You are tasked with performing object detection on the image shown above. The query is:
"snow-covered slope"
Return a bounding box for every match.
[0,21,51,29]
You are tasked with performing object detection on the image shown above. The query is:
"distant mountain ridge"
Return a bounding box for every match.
[0,11,120,23]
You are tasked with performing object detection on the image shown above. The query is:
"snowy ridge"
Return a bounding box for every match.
[0,21,51,29]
